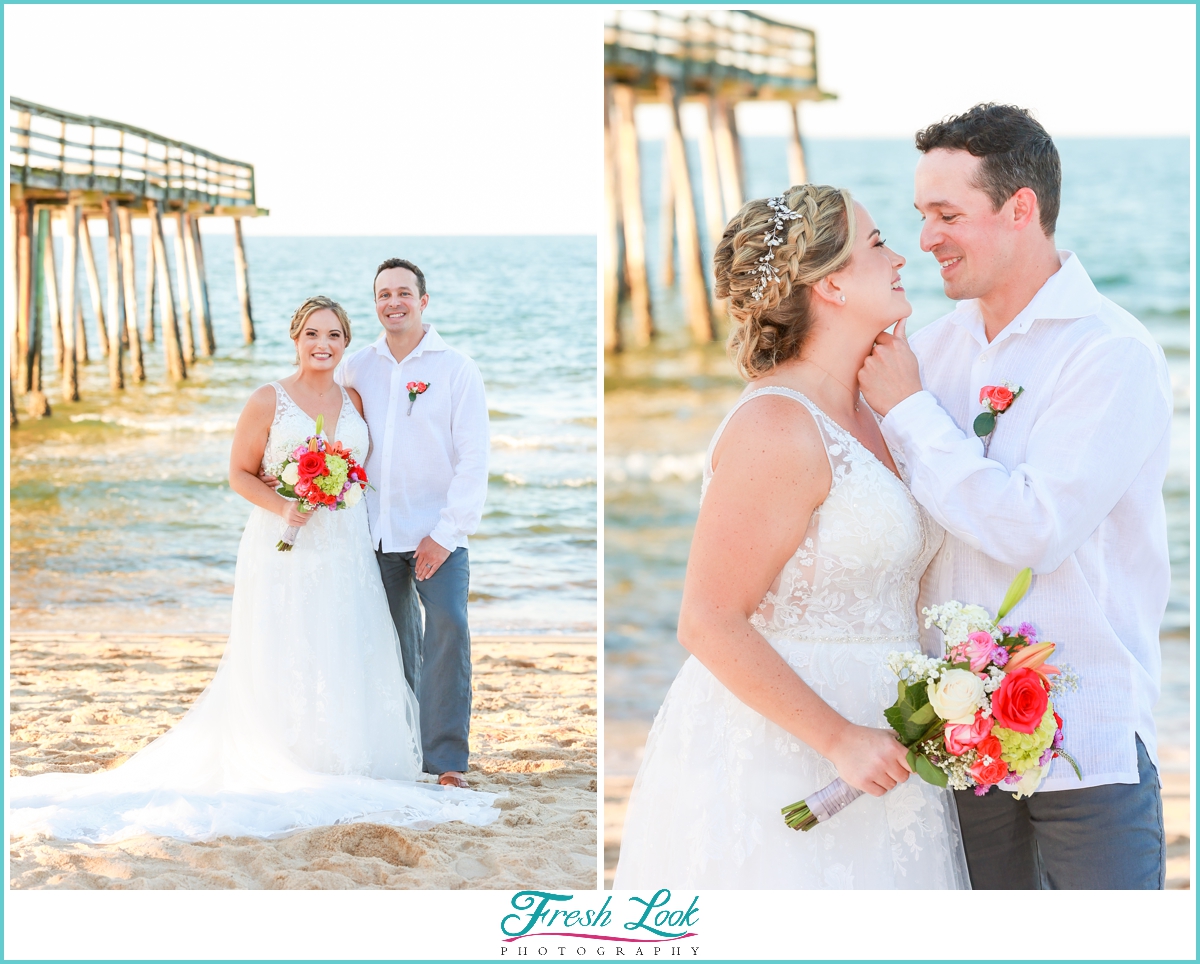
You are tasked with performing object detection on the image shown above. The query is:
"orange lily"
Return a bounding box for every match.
[1005,641,1059,685]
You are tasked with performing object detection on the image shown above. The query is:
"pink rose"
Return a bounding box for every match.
[944,710,993,756]
[964,631,998,672]
[979,385,1015,412]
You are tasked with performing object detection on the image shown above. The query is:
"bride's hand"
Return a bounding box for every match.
[280,500,311,527]
[825,723,912,797]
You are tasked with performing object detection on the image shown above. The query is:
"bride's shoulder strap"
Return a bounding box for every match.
[704,387,834,480]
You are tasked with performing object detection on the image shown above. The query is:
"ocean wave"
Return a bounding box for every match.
[606,452,706,483]
[491,433,594,451]
[68,413,238,434]
[489,472,597,488]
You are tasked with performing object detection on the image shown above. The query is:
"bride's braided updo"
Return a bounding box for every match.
[714,184,856,380]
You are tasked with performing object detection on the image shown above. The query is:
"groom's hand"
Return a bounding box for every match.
[860,318,922,417]
[414,536,451,581]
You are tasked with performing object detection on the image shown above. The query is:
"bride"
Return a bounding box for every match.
[614,186,969,889]
[9,296,498,842]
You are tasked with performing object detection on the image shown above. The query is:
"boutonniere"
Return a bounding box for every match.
[406,380,429,416]
[974,382,1023,452]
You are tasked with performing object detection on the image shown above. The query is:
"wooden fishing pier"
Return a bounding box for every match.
[604,10,834,351]
[8,97,267,423]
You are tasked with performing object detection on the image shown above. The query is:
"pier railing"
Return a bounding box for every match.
[9,97,256,208]
[605,10,822,98]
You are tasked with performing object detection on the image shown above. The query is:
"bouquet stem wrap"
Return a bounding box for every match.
[782,778,864,832]
[277,524,301,551]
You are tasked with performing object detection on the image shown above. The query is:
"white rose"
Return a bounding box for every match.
[927,668,985,724]
[343,483,364,507]
[1011,763,1049,800]
[280,463,300,486]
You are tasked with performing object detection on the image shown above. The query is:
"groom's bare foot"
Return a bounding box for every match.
[438,771,469,788]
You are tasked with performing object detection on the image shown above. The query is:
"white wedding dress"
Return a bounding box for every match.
[9,382,498,842]
[614,387,970,889]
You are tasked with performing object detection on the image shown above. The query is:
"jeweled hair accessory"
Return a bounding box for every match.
[750,195,804,301]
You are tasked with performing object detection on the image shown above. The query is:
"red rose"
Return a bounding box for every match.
[297,451,325,481]
[1053,711,1063,731]
[982,385,1014,412]
[944,710,993,756]
[968,734,1009,785]
[417,382,428,392]
[991,668,1049,734]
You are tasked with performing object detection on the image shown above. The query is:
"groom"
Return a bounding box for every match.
[341,258,490,788]
[860,104,1171,889]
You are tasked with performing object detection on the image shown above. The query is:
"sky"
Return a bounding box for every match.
[4,5,601,236]
[5,5,1194,235]
[636,4,1196,140]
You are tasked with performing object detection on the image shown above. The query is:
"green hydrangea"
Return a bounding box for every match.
[993,705,1056,773]
[314,454,349,496]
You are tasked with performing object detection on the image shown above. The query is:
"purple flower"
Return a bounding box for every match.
[1003,771,1023,786]
[1052,728,1064,749]
[1018,622,1038,644]
[998,625,1012,636]
[1039,748,1055,767]
[991,646,1009,667]
[974,784,990,796]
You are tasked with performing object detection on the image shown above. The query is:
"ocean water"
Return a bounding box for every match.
[605,137,1191,750]
[10,234,597,634]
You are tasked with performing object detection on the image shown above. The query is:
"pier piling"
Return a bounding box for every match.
[611,83,654,347]
[603,89,623,353]
[103,199,125,391]
[60,202,80,402]
[15,200,32,392]
[172,212,196,364]
[142,229,157,344]
[604,10,833,349]
[660,79,713,343]
[79,215,108,358]
[117,205,144,382]
[27,207,50,416]
[232,218,255,345]
[148,201,187,382]
[43,212,63,377]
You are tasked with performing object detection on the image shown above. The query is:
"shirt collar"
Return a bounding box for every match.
[950,250,1102,348]
[369,323,449,364]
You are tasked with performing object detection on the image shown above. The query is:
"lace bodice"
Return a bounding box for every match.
[701,387,942,643]
[262,381,369,476]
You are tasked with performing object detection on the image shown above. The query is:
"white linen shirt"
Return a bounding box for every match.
[339,325,489,553]
[881,251,1172,792]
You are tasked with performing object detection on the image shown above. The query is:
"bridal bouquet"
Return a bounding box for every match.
[274,414,369,551]
[782,569,1080,831]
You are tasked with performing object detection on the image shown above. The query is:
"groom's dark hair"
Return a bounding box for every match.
[915,104,1060,237]
[374,258,427,298]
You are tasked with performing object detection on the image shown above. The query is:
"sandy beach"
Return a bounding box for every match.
[9,631,597,890]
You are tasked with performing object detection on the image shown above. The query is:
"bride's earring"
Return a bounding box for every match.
[840,295,846,303]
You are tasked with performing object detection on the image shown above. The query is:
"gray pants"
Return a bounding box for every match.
[954,736,1165,889]
[376,547,472,775]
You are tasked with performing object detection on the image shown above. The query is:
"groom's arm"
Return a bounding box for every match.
[427,360,490,553]
[870,336,1171,574]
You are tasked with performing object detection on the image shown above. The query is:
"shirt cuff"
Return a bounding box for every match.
[881,390,956,453]
[428,524,458,552]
